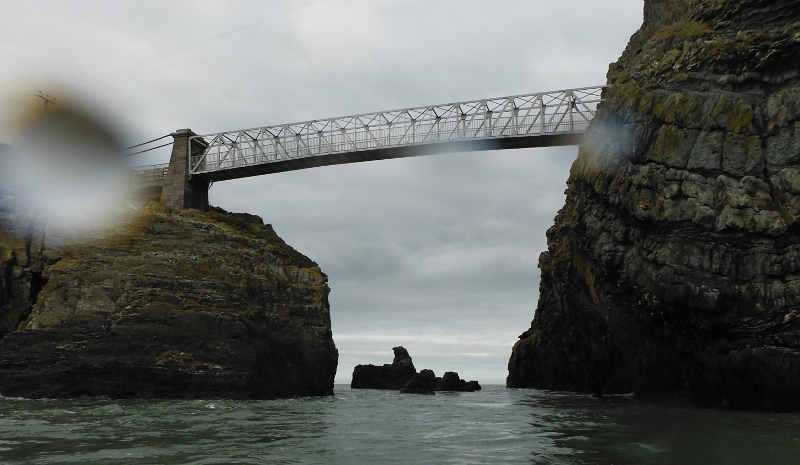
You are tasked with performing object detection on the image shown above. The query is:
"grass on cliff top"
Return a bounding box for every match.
[134,203,319,269]
[655,20,715,41]
[205,206,287,247]
[205,207,320,269]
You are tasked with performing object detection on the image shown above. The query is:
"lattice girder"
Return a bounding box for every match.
[181,86,605,177]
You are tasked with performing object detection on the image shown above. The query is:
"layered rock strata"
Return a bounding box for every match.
[0,196,338,399]
[508,0,800,411]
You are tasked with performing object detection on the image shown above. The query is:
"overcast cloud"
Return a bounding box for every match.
[0,0,643,383]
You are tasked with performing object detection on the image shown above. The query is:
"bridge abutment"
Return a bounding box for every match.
[160,129,210,212]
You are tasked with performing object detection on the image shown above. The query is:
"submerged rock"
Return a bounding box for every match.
[0,196,338,399]
[508,0,800,411]
[351,346,416,389]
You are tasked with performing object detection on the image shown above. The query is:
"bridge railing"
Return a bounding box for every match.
[189,86,604,175]
[131,163,170,184]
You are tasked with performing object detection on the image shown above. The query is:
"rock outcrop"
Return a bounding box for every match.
[351,346,416,389]
[399,370,482,395]
[436,372,481,392]
[400,369,436,395]
[0,171,338,399]
[508,0,800,411]
[352,347,481,393]
[391,345,415,368]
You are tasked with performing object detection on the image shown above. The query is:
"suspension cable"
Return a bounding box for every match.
[124,134,171,150]
[124,141,173,156]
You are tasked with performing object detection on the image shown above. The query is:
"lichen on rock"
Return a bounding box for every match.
[508,0,800,411]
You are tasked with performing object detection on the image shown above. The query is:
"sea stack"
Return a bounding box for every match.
[0,149,338,399]
[508,0,800,411]
[352,347,481,393]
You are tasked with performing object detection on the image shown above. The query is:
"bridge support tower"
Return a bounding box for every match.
[160,129,210,212]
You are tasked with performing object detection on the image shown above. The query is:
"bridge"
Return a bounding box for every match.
[132,85,605,211]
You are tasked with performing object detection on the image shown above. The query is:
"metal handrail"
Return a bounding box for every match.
[131,163,170,183]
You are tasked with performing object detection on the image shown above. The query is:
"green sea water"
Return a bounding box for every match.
[1,385,798,464]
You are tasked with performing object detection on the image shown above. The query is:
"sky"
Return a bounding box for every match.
[0,0,644,384]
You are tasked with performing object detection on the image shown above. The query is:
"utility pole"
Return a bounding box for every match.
[35,91,56,115]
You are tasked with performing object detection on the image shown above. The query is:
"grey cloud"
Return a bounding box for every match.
[0,0,643,383]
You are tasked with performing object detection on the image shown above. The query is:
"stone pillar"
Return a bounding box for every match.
[160,129,210,212]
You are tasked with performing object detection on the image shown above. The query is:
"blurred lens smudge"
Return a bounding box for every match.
[14,103,132,232]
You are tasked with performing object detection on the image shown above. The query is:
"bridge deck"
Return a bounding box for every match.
[193,133,582,182]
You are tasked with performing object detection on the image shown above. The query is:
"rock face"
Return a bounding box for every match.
[508,0,800,411]
[0,190,338,398]
[351,346,416,389]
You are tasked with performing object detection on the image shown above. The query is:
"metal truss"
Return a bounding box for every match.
[139,86,604,181]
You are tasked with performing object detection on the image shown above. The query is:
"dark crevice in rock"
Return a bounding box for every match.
[29,273,47,307]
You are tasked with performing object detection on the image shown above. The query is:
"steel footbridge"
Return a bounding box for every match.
[131,85,605,210]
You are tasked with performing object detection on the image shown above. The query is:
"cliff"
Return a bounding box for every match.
[0,152,337,398]
[508,0,800,411]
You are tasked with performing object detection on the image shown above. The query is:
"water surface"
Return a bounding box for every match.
[1,385,798,464]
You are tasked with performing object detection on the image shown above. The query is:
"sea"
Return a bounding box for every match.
[0,385,798,465]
